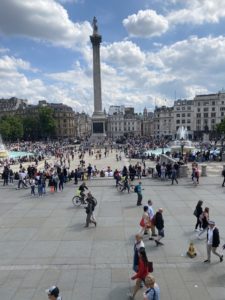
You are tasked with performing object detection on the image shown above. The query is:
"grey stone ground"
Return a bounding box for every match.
[0,172,225,299]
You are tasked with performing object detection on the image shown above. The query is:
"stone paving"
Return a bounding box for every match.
[0,170,225,300]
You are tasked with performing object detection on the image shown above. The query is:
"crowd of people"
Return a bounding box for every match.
[0,138,225,299]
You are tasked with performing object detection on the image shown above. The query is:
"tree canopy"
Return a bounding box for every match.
[0,107,57,141]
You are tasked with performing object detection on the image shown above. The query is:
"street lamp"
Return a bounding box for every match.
[161,136,164,154]
[181,140,184,157]
[221,134,224,161]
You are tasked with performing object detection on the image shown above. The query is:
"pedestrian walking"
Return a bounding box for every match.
[204,220,223,263]
[133,234,145,272]
[147,200,157,239]
[193,200,203,231]
[45,286,62,300]
[85,192,97,227]
[198,207,209,238]
[171,165,178,185]
[154,208,164,246]
[139,206,151,237]
[135,182,143,206]
[143,274,160,300]
[30,177,36,196]
[128,247,149,299]
[222,168,225,187]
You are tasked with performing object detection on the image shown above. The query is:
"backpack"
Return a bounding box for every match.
[134,185,138,193]
[92,197,97,207]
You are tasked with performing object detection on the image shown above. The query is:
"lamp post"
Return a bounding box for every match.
[161,136,164,154]
[181,140,184,158]
[221,134,224,161]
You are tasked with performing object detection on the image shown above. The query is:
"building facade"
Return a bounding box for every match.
[74,112,92,139]
[173,99,194,139]
[193,92,225,139]
[153,106,173,139]
[107,106,142,139]
[0,98,76,139]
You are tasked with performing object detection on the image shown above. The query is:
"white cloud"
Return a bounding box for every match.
[101,41,145,67]
[0,0,91,49]
[168,0,225,25]
[0,55,37,72]
[2,33,225,114]
[123,10,169,38]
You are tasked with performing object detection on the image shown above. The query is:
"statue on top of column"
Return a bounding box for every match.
[92,16,98,35]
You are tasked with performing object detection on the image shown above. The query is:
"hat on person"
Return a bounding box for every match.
[208,220,215,225]
[45,286,59,297]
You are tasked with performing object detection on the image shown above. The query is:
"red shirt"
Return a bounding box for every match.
[132,258,148,280]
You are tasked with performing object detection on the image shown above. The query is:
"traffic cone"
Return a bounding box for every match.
[187,242,197,258]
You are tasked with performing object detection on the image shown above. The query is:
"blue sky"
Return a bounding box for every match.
[1,0,225,114]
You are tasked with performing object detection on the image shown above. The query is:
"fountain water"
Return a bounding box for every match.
[0,135,9,159]
[170,126,195,153]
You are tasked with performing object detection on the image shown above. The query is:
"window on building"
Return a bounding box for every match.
[204,101,209,106]
[204,107,208,112]
[198,102,200,106]
[212,107,215,111]
[187,107,191,110]
[176,107,180,110]
[212,101,215,105]
[197,113,201,118]
[187,113,191,117]
[197,108,200,112]
[176,120,180,124]
[182,113,185,117]
[182,107,185,110]
[197,119,201,124]
[187,126,191,130]
[182,119,185,124]
[211,119,215,124]
[204,113,208,118]
[187,119,191,123]
[211,113,216,117]
[176,114,180,117]
[204,119,208,125]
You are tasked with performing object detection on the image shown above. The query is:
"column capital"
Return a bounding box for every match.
[90,34,102,46]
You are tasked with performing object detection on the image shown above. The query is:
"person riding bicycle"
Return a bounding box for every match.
[121,175,130,193]
[78,182,88,203]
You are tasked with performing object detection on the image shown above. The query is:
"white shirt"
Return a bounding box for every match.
[207,227,214,245]
[148,205,154,220]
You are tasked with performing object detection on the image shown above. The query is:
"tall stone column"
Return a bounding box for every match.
[90,33,102,113]
[89,17,106,139]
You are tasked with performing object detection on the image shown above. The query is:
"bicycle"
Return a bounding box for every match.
[72,190,87,207]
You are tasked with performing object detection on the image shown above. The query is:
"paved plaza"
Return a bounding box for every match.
[0,171,225,300]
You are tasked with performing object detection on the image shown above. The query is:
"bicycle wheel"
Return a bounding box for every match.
[117,184,123,192]
[72,196,81,207]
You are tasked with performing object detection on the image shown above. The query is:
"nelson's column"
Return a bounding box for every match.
[90,17,107,140]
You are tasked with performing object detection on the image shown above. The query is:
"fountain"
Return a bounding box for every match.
[0,135,9,159]
[170,126,195,154]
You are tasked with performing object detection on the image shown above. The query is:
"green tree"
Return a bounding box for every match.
[0,115,23,141]
[216,118,225,136]
[0,118,11,140]
[38,107,56,138]
[22,116,40,140]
